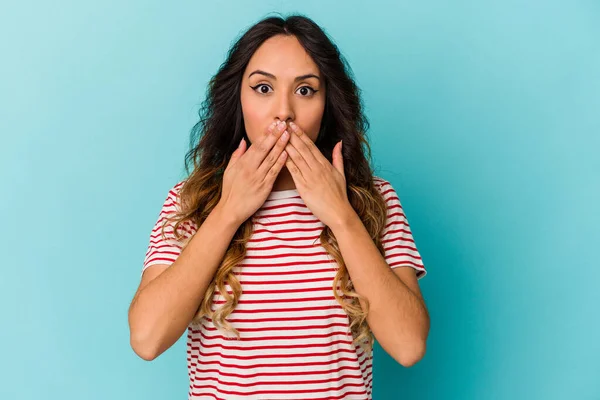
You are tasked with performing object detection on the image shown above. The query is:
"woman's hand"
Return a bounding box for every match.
[219,120,291,225]
[284,121,354,229]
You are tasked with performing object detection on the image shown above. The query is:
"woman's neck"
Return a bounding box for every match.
[271,166,296,191]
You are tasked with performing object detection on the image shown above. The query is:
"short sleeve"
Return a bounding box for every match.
[141,181,196,276]
[375,177,427,280]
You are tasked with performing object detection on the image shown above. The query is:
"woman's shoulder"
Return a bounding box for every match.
[164,178,188,198]
[372,175,392,191]
[155,178,189,214]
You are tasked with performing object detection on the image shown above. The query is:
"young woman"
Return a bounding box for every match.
[128,13,429,400]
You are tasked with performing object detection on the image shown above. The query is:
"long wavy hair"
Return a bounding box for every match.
[162,13,390,355]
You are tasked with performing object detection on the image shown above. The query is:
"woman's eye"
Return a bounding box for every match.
[251,84,317,97]
[296,86,317,96]
[253,84,272,94]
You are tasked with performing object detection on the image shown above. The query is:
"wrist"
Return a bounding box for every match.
[329,204,359,233]
[212,202,243,230]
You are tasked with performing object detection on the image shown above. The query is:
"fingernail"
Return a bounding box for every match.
[238,138,244,148]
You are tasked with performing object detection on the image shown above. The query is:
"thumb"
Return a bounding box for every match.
[332,140,344,177]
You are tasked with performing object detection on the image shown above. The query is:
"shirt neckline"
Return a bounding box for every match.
[266,188,300,201]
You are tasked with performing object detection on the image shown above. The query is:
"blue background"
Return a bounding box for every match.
[2,1,598,399]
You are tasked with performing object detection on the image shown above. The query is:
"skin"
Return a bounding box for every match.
[240,34,326,191]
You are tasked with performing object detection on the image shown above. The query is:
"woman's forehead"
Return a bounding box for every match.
[245,36,320,80]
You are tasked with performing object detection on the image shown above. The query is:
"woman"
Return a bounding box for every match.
[128,13,429,400]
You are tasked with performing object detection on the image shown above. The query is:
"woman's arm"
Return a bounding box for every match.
[128,204,240,361]
[330,209,430,367]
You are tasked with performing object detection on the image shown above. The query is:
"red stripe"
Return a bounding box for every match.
[201,322,350,333]
[190,383,368,398]
[238,267,337,276]
[386,251,423,262]
[253,225,323,234]
[254,209,314,220]
[197,338,355,352]
[192,366,371,380]
[254,214,321,225]
[197,347,359,360]
[247,242,322,250]
[388,260,424,268]
[248,233,322,242]
[203,313,348,324]
[212,296,336,305]
[237,276,335,285]
[218,286,335,295]
[243,250,329,259]
[187,355,372,371]
[209,304,341,314]
[191,373,367,388]
[143,256,177,266]
[238,259,335,267]
[192,329,352,342]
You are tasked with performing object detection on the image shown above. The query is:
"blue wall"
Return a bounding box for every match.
[1,1,598,399]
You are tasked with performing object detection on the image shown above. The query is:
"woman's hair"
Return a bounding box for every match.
[162,13,390,355]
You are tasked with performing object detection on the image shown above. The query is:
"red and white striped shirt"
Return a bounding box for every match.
[142,176,426,399]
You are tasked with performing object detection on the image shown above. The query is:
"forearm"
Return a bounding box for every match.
[330,208,429,366]
[129,203,240,360]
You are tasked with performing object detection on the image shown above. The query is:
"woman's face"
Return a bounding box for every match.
[240,34,326,147]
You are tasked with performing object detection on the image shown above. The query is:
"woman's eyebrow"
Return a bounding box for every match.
[248,69,321,82]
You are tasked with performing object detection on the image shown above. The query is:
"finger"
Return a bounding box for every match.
[332,140,344,177]
[284,142,310,180]
[226,137,247,171]
[258,127,290,178]
[289,121,324,163]
[285,156,306,186]
[247,120,287,169]
[287,122,323,169]
[265,149,289,186]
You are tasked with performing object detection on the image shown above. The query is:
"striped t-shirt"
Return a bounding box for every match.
[142,176,427,399]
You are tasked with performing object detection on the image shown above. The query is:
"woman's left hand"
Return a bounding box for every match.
[284,121,354,229]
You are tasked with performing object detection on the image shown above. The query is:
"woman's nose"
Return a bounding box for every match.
[274,94,294,125]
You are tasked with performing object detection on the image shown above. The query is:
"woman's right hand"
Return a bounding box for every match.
[218,120,290,225]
